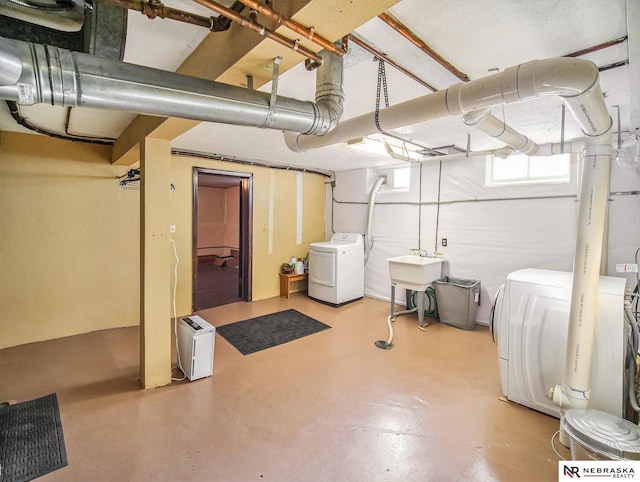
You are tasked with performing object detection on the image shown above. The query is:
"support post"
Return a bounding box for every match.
[140,137,172,388]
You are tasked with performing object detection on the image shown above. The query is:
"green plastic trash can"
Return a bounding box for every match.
[433,276,481,330]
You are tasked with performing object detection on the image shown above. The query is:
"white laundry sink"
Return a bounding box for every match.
[387,255,445,291]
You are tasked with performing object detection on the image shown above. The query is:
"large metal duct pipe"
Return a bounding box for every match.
[0,36,343,136]
[0,37,22,86]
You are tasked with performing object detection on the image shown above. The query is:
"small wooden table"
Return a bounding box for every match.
[280,272,308,298]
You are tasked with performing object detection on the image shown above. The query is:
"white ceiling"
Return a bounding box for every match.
[0,0,634,172]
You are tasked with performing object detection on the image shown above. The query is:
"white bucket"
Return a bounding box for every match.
[561,409,640,460]
[295,262,305,274]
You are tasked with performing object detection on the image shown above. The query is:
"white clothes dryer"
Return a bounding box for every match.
[308,233,364,306]
[493,269,627,418]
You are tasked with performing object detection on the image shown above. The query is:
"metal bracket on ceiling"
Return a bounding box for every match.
[262,56,282,128]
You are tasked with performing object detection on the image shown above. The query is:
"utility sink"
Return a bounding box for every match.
[387,255,445,291]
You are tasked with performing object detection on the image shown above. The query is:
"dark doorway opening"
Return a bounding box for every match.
[193,169,252,311]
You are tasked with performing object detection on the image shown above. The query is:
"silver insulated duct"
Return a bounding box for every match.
[0,36,344,136]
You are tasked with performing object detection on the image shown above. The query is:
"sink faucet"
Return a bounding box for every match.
[410,248,429,257]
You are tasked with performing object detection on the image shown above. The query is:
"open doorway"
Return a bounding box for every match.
[193,168,252,311]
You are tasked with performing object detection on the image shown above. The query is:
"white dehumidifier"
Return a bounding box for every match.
[177,315,215,381]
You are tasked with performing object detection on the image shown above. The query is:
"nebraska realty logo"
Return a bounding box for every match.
[559,461,639,480]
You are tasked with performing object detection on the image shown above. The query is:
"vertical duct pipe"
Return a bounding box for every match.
[552,132,613,415]
[312,42,345,135]
[365,176,386,264]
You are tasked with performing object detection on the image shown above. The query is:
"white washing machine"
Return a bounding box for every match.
[308,232,364,306]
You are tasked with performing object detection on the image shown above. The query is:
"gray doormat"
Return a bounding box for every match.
[216,309,331,355]
[0,393,68,482]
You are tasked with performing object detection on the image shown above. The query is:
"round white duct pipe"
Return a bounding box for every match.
[285,57,609,152]
[364,176,386,265]
[534,138,586,157]
[552,133,613,414]
[462,110,539,155]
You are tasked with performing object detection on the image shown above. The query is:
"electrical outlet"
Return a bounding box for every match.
[170,225,176,234]
[441,238,448,247]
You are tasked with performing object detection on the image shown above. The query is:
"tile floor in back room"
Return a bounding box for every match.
[0,293,567,481]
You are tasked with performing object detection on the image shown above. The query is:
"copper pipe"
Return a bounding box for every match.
[99,0,213,28]
[236,0,344,57]
[564,36,627,58]
[193,0,323,66]
[378,12,469,82]
[347,34,436,92]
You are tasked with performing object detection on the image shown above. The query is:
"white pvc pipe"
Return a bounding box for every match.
[533,138,586,157]
[286,58,608,152]
[463,110,539,155]
[364,176,386,264]
[553,133,613,411]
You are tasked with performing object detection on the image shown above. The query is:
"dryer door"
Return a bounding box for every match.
[309,250,336,287]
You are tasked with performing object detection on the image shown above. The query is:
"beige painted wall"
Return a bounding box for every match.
[0,134,326,349]
[0,132,140,349]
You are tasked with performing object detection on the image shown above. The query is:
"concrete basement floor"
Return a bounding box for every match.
[0,294,566,481]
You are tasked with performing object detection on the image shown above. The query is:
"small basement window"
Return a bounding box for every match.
[486,153,570,186]
[390,166,411,191]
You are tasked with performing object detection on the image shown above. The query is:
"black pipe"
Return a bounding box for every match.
[211,1,245,31]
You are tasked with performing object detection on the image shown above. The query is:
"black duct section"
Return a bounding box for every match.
[0,0,127,60]
[0,15,83,51]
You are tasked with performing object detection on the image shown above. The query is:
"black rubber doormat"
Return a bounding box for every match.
[0,393,68,482]
[217,309,331,355]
